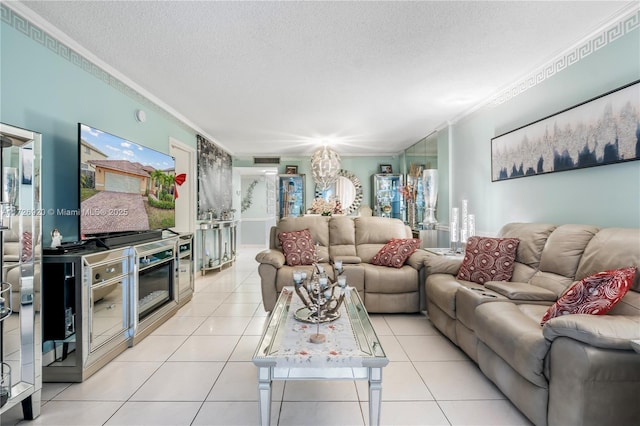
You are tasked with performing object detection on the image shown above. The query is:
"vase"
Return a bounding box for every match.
[407,201,416,229]
[422,169,438,229]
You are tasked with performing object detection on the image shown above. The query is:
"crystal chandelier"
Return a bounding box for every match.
[310,145,341,190]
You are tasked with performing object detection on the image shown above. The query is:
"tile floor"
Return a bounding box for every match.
[2,246,533,426]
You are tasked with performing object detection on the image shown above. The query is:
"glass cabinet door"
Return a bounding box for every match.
[278,174,305,219]
[0,123,42,419]
[372,173,404,221]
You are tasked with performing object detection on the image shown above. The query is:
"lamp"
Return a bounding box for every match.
[310,145,341,190]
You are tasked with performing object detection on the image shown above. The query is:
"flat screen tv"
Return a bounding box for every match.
[79,123,175,239]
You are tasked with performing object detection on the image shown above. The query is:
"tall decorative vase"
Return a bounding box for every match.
[407,201,416,229]
[422,169,438,229]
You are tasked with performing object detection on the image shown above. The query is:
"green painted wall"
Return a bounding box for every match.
[1,6,197,244]
[450,24,640,234]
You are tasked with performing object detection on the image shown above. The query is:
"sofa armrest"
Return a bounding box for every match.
[406,250,428,270]
[333,255,362,264]
[255,249,285,269]
[543,314,640,350]
[485,281,557,302]
[424,253,463,275]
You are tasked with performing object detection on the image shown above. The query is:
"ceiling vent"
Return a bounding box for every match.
[253,157,280,164]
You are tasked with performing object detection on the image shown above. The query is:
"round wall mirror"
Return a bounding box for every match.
[314,169,363,215]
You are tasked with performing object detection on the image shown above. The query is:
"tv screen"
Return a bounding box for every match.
[79,123,175,239]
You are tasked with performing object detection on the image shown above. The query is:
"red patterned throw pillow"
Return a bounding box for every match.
[371,238,421,268]
[456,236,519,284]
[540,267,636,325]
[278,229,316,266]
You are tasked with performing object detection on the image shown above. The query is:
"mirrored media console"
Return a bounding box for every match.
[41,232,193,382]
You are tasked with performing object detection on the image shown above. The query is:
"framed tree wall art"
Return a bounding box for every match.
[491,80,640,182]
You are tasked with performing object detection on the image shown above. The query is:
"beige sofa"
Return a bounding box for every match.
[255,215,428,313]
[424,223,640,426]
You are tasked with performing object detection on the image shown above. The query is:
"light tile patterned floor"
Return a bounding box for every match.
[2,246,532,425]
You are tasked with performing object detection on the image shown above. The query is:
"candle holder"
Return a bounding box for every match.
[292,263,348,343]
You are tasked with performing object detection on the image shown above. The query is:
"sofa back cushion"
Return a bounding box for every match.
[498,223,557,282]
[328,216,357,259]
[575,227,640,315]
[354,217,411,263]
[529,224,599,296]
[272,216,331,262]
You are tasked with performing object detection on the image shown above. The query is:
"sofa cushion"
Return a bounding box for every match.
[363,264,419,293]
[576,228,640,291]
[277,229,316,266]
[475,302,551,388]
[540,267,635,325]
[456,236,519,284]
[498,223,557,282]
[371,238,421,268]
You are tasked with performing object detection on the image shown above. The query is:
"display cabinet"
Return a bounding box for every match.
[278,174,305,219]
[199,220,237,275]
[0,123,42,420]
[372,173,404,221]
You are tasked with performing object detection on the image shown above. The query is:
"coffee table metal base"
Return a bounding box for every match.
[257,365,384,426]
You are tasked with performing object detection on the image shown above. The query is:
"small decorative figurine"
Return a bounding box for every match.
[51,228,62,248]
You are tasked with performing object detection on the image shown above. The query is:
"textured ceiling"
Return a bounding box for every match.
[16,1,636,157]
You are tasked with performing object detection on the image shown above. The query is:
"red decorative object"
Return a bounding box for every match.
[371,238,421,268]
[174,173,186,198]
[540,266,636,325]
[22,231,33,262]
[278,229,316,266]
[456,236,519,284]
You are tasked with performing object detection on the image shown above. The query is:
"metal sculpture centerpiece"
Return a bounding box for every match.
[293,261,348,343]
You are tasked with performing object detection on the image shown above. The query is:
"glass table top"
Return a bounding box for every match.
[253,287,387,368]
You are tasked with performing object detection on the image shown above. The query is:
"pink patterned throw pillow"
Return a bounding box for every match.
[371,238,421,268]
[456,236,519,284]
[278,229,316,266]
[540,267,636,325]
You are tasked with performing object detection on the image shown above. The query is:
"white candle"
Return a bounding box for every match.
[334,260,342,270]
[450,221,459,242]
[461,200,468,240]
[468,214,476,238]
[338,276,347,287]
[451,207,459,225]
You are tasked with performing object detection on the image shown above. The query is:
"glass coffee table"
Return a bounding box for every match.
[253,287,388,425]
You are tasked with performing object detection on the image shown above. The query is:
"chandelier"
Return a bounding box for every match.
[310,145,341,190]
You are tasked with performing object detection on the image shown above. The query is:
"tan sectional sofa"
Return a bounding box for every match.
[255,215,428,313]
[424,223,640,426]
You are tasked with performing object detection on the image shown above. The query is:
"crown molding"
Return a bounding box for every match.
[1,2,231,153]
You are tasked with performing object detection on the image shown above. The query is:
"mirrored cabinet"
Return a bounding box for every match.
[0,123,42,420]
[372,173,404,220]
[278,174,305,219]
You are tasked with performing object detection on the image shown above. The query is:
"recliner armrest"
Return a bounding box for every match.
[406,250,428,270]
[255,249,285,269]
[485,281,557,302]
[333,255,362,264]
[543,314,640,350]
[424,253,463,275]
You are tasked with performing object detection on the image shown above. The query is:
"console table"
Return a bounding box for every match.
[199,220,238,275]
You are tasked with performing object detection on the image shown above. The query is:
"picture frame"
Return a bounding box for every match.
[285,165,298,175]
[491,80,640,182]
[380,164,392,174]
